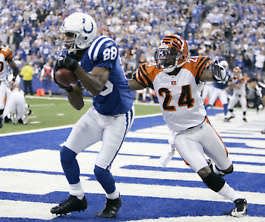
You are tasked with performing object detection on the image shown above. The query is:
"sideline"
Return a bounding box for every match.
[0,114,162,137]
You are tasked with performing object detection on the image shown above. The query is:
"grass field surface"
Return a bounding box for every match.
[0,96,161,134]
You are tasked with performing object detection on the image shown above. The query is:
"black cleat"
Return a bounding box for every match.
[224,117,230,122]
[230,198,247,217]
[50,195,87,215]
[242,117,247,122]
[0,117,3,128]
[97,197,121,218]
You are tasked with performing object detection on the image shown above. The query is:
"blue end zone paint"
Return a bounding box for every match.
[0,191,265,222]
[2,166,265,193]
[0,114,263,157]
[131,115,165,131]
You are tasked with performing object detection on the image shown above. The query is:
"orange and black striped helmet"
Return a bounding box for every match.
[155,34,189,70]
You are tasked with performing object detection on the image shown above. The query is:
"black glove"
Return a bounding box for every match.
[54,56,78,73]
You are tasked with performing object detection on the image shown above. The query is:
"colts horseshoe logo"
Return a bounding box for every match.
[82,18,94,34]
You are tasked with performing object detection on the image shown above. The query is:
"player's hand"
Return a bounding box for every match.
[212,61,230,83]
[69,82,82,94]
[55,56,78,73]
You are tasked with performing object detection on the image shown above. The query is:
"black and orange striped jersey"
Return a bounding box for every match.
[134,55,213,132]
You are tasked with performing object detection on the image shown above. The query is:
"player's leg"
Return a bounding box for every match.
[50,108,102,215]
[208,88,218,108]
[227,93,237,121]
[0,83,6,127]
[95,108,134,218]
[219,90,229,121]
[201,121,247,216]
[174,132,232,201]
[13,91,27,124]
[3,91,12,124]
[240,94,247,122]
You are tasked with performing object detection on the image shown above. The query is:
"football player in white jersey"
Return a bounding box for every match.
[226,67,248,122]
[3,75,31,124]
[50,12,134,218]
[0,46,19,128]
[128,34,247,217]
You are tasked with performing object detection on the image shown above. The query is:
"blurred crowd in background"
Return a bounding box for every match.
[0,0,265,96]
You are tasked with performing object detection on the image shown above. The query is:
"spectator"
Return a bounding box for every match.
[40,59,53,96]
[20,61,34,95]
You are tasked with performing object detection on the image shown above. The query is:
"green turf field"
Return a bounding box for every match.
[0,96,161,134]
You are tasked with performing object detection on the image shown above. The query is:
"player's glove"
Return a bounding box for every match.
[211,61,230,83]
[54,56,78,73]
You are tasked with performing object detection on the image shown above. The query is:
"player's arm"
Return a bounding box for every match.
[128,63,154,90]
[200,60,229,82]
[54,56,109,96]
[3,48,19,79]
[74,66,109,96]
[67,82,84,110]
[128,79,145,90]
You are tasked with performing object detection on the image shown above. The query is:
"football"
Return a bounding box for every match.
[55,68,77,87]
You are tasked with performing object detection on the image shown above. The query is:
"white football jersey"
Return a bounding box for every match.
[135,56,212,133]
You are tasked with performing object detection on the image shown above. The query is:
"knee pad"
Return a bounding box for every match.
[217,164,233,175]
[60,146,77,166]
[202,172,225,192]
[198,166,212,179]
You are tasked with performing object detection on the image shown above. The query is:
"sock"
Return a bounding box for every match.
[69,182,84,200]
[223,103,228,116]
[0,109,3,120]
[94,165,116,194]
[106,190,120,200]
[60,146,80,184]
[218,183,241,201]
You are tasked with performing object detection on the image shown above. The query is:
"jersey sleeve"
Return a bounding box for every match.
[90,37,118,70]
[134,63,161,89]
[185,56,212,83]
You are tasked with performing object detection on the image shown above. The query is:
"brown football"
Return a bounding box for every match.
[55,68,77,87]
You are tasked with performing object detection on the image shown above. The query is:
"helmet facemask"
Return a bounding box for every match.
[155,45,180,71]
[155,34,189,72]
[63,32,77,52]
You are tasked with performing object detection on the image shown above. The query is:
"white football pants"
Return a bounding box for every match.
[228,92,247,112]
[3,89,27,120]
[64,106,134,169]
[0,81,10,110]
[172,119,232,173]
[208,88,228,106]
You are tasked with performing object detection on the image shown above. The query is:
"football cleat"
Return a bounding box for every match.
[261,129,265,134]
[230,198,247,217]
[242,117,247,122]
[97,197,121,218]
[50,195,87,215]
[226,114,235,121]
[224,117,230,122]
